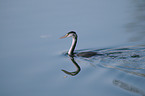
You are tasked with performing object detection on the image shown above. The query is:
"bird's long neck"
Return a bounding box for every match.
[68,36,77,56]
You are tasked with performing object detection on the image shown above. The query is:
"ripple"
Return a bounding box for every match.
[75,44,145,77]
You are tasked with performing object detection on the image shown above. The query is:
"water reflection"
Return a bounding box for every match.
[126,0,145,42]
[113,80,145,96]
[61,55,81,76]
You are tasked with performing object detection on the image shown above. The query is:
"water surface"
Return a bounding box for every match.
[0,0,145,96]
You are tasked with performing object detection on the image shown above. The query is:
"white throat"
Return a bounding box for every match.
[68,37,76,55]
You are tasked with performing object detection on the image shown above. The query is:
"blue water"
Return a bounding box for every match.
[0,0,145,96]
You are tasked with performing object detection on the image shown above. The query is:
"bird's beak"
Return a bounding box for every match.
[59,34,68,39]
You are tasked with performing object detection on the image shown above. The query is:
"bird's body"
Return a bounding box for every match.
[60,31,101,58]
[76,51,97,58]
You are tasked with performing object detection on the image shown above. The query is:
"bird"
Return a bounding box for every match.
[60,31,103,58]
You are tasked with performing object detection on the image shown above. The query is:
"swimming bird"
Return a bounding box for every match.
[60,31,102,58]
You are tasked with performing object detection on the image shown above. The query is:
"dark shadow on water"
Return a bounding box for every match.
[113,80,145,96]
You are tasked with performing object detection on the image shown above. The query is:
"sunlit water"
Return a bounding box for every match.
[0,0,145,96]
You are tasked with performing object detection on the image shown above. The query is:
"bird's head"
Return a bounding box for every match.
[60,31,77,39]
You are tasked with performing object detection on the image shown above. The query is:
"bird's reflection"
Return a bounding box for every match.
[61,55,81,76]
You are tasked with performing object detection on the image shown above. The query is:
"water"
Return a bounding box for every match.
[0,0,145,96]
